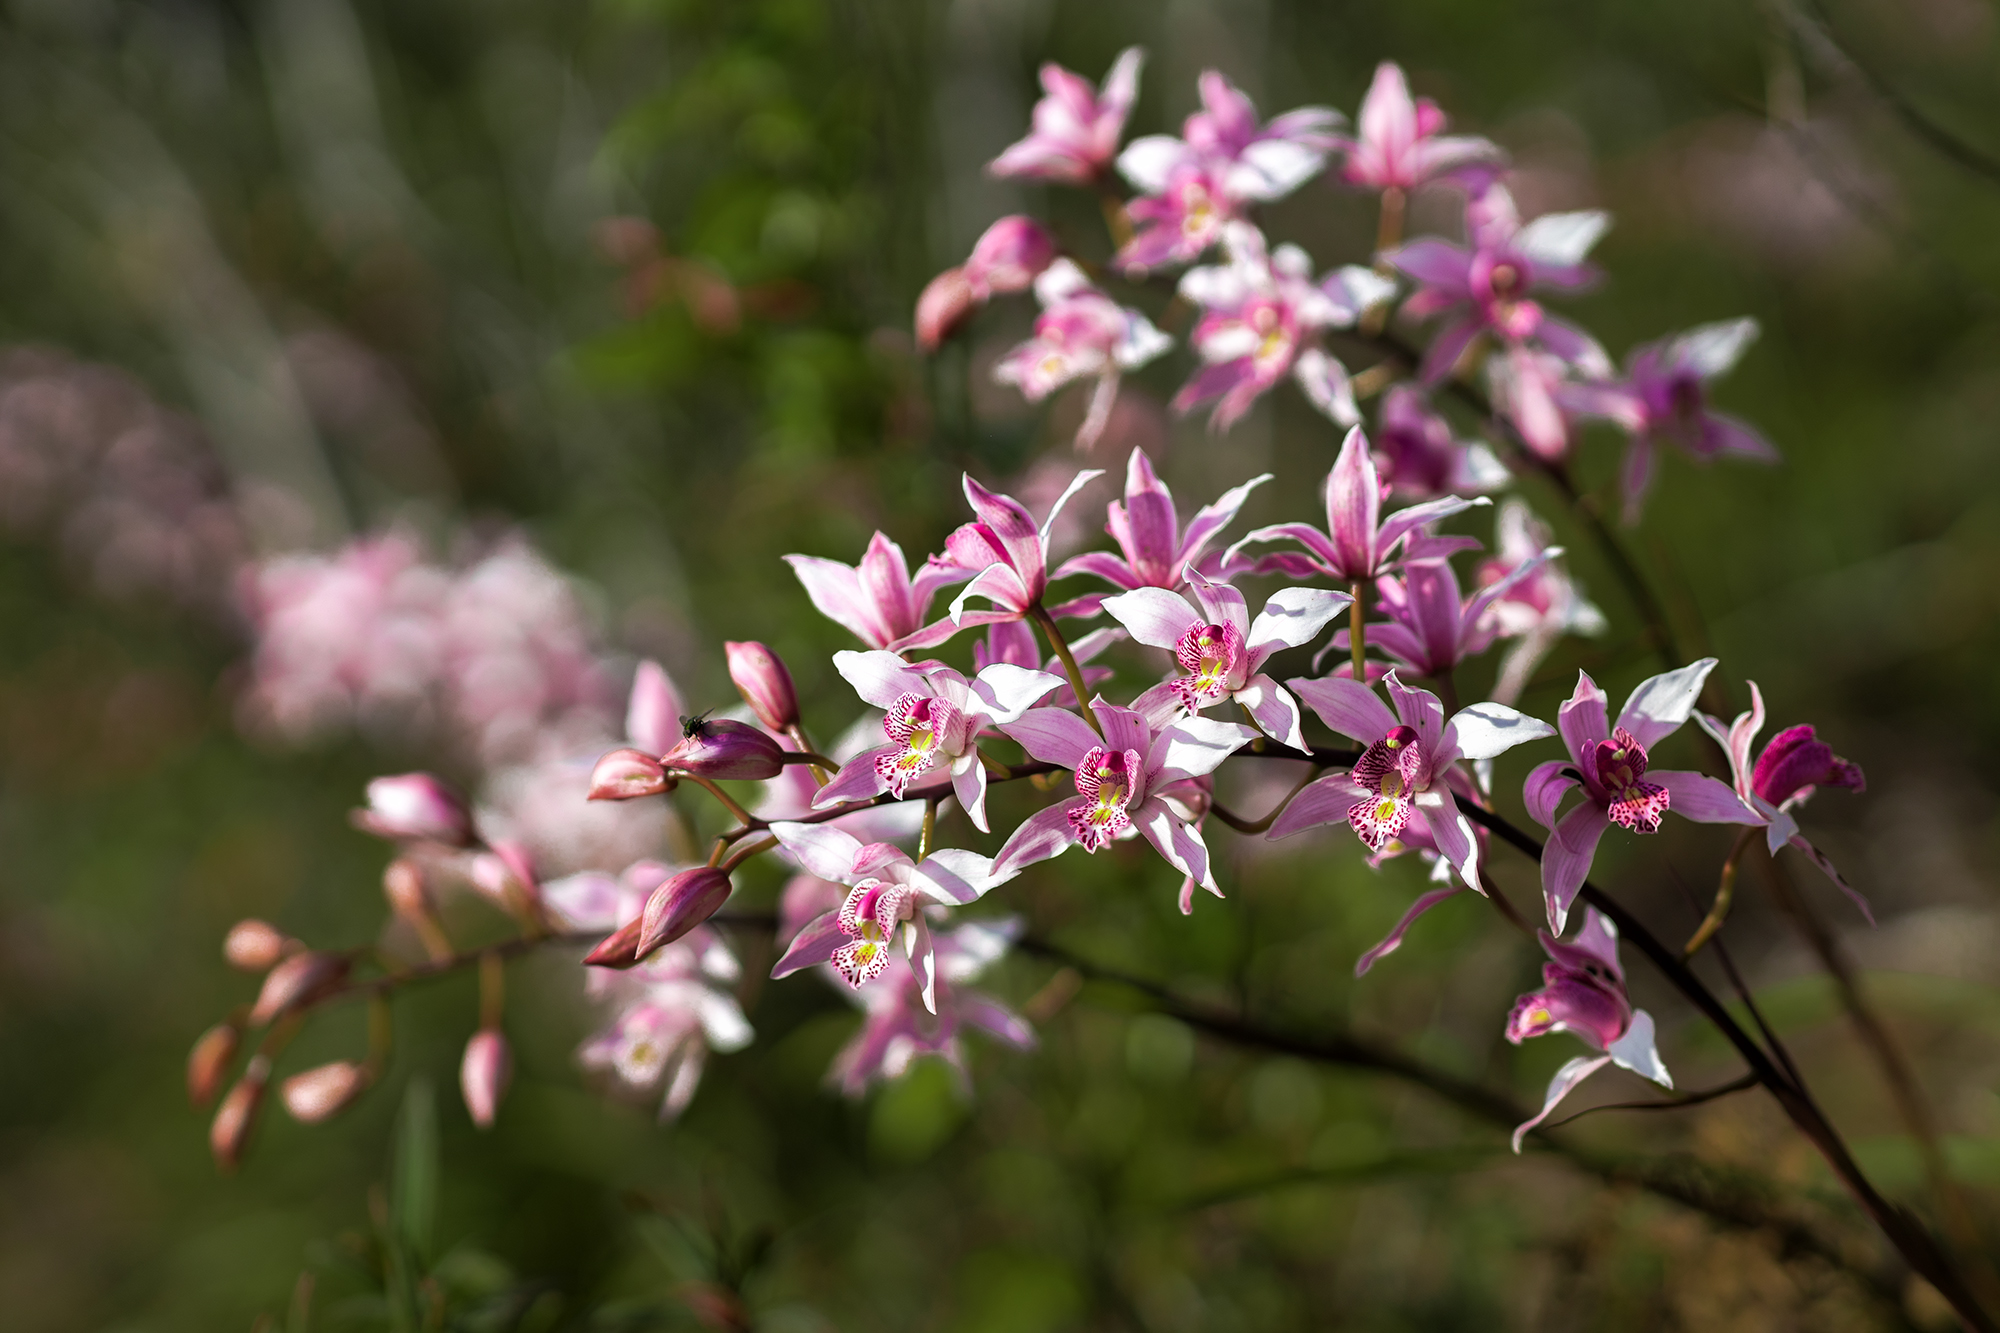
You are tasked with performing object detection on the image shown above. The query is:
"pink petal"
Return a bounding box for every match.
[1511,1054,1613,1152]
[1326,426,1382,575]
[626,659,686,755]
[1178,472,1271,573]
[1616,658,1717,751]
[1414,788,1480,893]
[1101,587,1204,650]
[771,910,846,978]
[952,760,991,833]
[1052,549,1142,589]
[1384,670,1448,758]
[992,802,1082,880]
[1236,675,1306,752]
[768,821,865,883]
[1267,772,1368,840]
[811,746,895,809]
[1556,671,1609,766]
[1290,674,1398,743]
[1246,586,1349,660]
[1001,706,1102,769]
[1135,799,1213,892]
[1355,885,1462,977]
[914,847,997,903]
[832,648,929,708]
[1543,804,1610,934]
[785,555,891,648]
[1523,759,1579,829]
[1653,770,1757,824]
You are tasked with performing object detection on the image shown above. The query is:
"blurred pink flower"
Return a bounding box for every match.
[990,48,1144,184]
[991,260,1171,450]
[1474,501,1605,706]
[1372,385,1509,498]
[901,470,1105,650]
[1335,61,1504,193]
[1053,447,1268,593]
[786,531,970,651]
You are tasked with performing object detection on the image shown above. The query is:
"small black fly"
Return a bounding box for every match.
[679,708,717,740]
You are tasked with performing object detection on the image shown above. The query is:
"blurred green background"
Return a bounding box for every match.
[1,0,1997,1328]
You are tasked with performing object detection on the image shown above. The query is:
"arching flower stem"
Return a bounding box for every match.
[1028,602,1104,739]
[1348,580,1367,682]
[1683,825,1756,959]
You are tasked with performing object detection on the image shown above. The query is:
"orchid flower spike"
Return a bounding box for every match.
[811,650,1064,830]
[786,532,970,650]
[1698,680,1871,923]
[1227,425,1488,584]
[1103,572,1349,751]
[830,919,1035,1097]
[989,47,1144,184]
[1173,223,1395,433]
[1274,670,1554,892]
[1335,61,1504,194]
[1525,660,1759,933]
[1506,907,1671,1151]
[1053,447,1268,592]
[767,822,1009,1013]
[996,699,1257,896]
[1474,501,1606,707]
[992,260,1172,450]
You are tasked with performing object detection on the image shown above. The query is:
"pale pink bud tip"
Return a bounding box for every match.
[589,747,669,800]
[638,868,734,959]
[187,1022,241,1107]
[210,1058,269,1172]
[280,1061,371,1123]
[460,1029,512,1129]
[223,919,294,972]
[353,773,474,845]
[659,719,787,781]
[249,951,350,1025]
[916,266,978,352]
[582,915,645,969]
[724,641,800,732]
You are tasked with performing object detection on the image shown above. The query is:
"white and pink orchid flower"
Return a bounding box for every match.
[995,700,1257,894]
[1474,501,1606,707]
[1227,425,1488,584]
[1346,535,1558,679]
[830,919,1035,1097]
[1272,670,1554,892]
[812,649,1064,830]
[786,531,971,650]
[992,260,1172,451]
[1103,573,1349,751]
[1334,62,1504,194]
[1347,788,1491,977]
[1525,660,1759,933]
[1172,223,1394,432]
[1698,680,1871,923]
[767,821,1008,1013]
[989,47,1144,184]
[902,470,1106,650]
[1505,907,1671,1151]
[1053,447,1268,592]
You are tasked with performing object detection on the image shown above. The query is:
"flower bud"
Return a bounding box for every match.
[280,1060,371,1123]
[187,1021,241,1106]
[582,914,645,969]
[964,215,1056,297]
[210,1056,269,1172]
[637,868,734,959]
[589,747,669,800]
[249,951,350,1025]
[659,718,786,781]
[223,919,294,972]
[469,840,544,927]
[724,641,799,732]
[353,773,473,845]
[460,1029,512,1129]
[915,266,977,352]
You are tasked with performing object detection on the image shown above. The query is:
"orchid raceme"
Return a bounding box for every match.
[1116,71,1342,270]
[811,650,1064,829]
[1334,61,1504,194]
[903,470,1105,649]
[991,260,1173,449]
[1228,425,1488,583]
[768,821,1007,1013]
[989,47,1144,184]
[1699,680,1872,922]
[1475,501,1607,706]
[995,699,1256,893]
[1506,908,1671,1151]
[1525,660,1758,933]
[786,531,970,650]
[828,919,1035,1097]
[1273,671,1551,891]
[1103,573,1349,751]
[1053,447,1267,592]
[1173,222,1395,432]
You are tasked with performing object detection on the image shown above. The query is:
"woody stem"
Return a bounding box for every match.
[1029,602,1103,739]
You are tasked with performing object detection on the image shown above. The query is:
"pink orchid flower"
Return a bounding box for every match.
[1115,71,1343,271]
[1558,318,1780,523]
[900,470,1106,650]
[1388,183,1610,385]
[1339,535,1557,679]
[995,699,1257,893]
[811,649,1064,829]
[989,47,1144,184]
[1506,907,1671,1151]
[1698,680,1871,922]
[970,619,1123,709]
[830,919,1035,1098]
[992,260,1172,450]
[1348,791,1491,977]
[1372,384,1509,499]
[786,531,971,650]
[1271,670,1553,891]
[1474,501,1606,707]
[768,822,1007,1013]
[1525,660,1759,933]
[1103,573,1350,751]
[1226,425,1488,584]
[1173,223,1395,432]
[1053,447,1268,592]
[1334,61,1504,193]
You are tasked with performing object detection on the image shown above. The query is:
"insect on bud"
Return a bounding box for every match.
[352,773,474,846]
[659,718,786,781]
[187,1022,241,1107]
[223,919,295,972]
[280,1060,371,1123]
[588,747,669,800]
[249,951,350,1025]
[460,1029,512,1129]
[724,641,800,732]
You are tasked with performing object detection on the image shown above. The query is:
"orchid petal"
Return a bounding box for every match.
[1101,587,1204,649]
[1616,657,1717,751]
[992,801,1081,880]
[1415,787,1481,893]
[811,746,895,809]
[1524,759,1579,829]
[1605,1009,1672,1088]
[1237,674,1306,752]
[1002,706,1103,769]
[1355,886,1462,976]
[768,821,864,883]
[1267,772,1368,840]
[1151,716,1258,785]
[911,847,994,904]
[1654,770,1759,824]
[1290,674,1398,743]
[1448,702,1557,762]
[1543,804,1610,934]
[771,910,846,978]
[969,663,1069,722]
[833,649,930,708]
[1512,1054,1613,1152]
[1246,586,1351,658]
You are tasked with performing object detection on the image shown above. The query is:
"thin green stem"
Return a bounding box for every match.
[918,796,938,862]
[683,773,755,826]
[1348,580,1367,682]
[1030,602,1103,738]
[1684,825,1755,959]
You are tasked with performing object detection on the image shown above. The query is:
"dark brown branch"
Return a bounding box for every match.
[1541,1073,1761,1130]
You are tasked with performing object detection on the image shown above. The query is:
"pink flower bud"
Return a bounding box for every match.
[223,919,294,972]
[964,215,1056,297]
[353,773,473,845]
[638,867,734,959]
[589,747,669,800]
[460,1029,512,1128]
[916,266,978,352]
[659,719,786,781]
[187,1022,241,1106]
[280,1060,370,1123]
[724,641,799,732]
[582,914,645,969]
[210,1057,269,1172]
[249,951,349,1025]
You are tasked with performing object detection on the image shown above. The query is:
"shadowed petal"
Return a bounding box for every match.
[1237,674,1306,752]
[771,911,845,978]
[1617,658,1717,751]
[1524,759,1579,829]
[1654,770,1757,824]
[1290,675,1398,743]
[1355,886,1462,976]
[993,802,1081,879]
[1267,772,1368,840]
[1512,1055,1613,1152]
[811,746,896,809]
[1605,1009,1672,1087]
[1449,701,1556,763]
[1557,671,1610,766]
[1543,804,1610,934]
